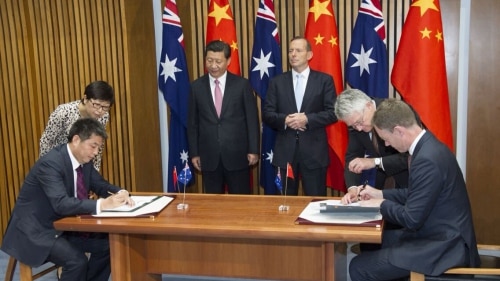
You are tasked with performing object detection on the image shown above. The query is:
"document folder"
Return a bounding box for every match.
[295,199,383,227]
[80,195,174,218]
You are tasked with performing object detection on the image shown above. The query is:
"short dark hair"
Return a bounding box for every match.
[67,118,108,143]
[205,40,231,59]
[373,99,417,132]
[83,80,115,105]
[290,36,312,51]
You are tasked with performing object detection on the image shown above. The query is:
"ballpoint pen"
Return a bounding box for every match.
[358,180,368,201]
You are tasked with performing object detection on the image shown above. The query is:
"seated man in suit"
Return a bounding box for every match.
[342,100,480,281]
[1,118,134,281]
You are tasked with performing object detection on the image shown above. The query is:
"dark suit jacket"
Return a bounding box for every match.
[345,98,409,188]
[187,72,260,171]
[1,144,121,267]
[380,131,480,276]
[263,70,337,169]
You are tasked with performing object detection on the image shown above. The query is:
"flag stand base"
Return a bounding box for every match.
[278,205,290,212]
[177,203,189,210]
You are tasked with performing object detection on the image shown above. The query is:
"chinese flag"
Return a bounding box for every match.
[391,0,453,151]
[286,163,295,179]
[172,166,178,191]
[305,0,347,192]
[206,0,241,75]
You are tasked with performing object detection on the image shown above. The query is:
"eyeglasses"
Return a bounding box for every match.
[350,108,365,129]
[89,99,111,112]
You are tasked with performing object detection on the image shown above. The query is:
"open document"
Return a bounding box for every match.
[92,195,174,218]
[295,199,382,227]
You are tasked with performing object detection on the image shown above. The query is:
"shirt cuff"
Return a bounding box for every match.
[96,198,102,214]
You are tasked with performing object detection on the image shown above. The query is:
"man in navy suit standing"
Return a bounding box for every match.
[343,100,480,280]
[1,118,134,281]
[263,36,337,196]
[188,40,260,194]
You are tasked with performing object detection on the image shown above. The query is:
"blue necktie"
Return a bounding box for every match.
[294,74,305,111]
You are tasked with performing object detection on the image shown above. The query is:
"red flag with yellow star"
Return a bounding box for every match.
[305,0,347,192]
[391,0,453,151]
[206,0,241,75]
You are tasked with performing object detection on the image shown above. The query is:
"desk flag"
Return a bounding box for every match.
[249,0,282,194]
[346,0,388,187]
[172,166,178,191]
[206,0,240,75]
[305,0,347,192]
[178,163,192,185]
[286,163,294,180]
[391,0,453,151]
[158,0,193,191]
[274,168,283,193]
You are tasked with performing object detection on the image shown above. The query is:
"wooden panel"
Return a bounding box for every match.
[0,0,162,244]
[145,236,325,281]
[467,0,500,245]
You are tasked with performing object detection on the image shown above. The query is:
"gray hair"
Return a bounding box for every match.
[334,88,371,120]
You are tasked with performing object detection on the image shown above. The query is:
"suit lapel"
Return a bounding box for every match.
[62,145,77,197]
[286,72,297,112]
[202,75,219,118]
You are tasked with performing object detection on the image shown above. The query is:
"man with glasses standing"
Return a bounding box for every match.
[40,80,115,171]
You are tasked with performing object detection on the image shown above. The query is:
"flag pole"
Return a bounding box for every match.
[279,165,290,212]
[176,163,190,210]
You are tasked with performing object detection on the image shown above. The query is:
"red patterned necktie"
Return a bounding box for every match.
[214,79,222,117]
[76,166,87,199]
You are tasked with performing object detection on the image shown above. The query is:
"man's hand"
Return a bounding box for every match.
[192,156,201,171]
[101,190,135,210]
[358,185,383,201]
[247,154,259,166]
[341,186,360,205]
[285,113,308,131]
[359,198,384,207]
[348,157,376,174]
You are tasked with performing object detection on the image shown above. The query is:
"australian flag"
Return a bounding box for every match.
[249,0,282,195]
[158,0,192,192]
[346,0,388,186]
[345,0,388,98]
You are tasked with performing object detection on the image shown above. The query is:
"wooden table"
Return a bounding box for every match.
[54,194,382,281]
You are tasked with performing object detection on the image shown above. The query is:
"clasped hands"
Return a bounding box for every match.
[341,184,384,207]
[101,190,135,210]
[285,113,308,131]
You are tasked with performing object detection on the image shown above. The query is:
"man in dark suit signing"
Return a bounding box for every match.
[263,36,337,196]
[1,118,134,281]
[342,100,480,281]
[188,40,260,194]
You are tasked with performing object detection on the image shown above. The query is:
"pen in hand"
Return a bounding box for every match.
[358,180,368,201]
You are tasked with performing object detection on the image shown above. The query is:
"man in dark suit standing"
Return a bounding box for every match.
[1,118,134,281]
[335,88,411,191]
[188,40,260,194]
[263,37,337,196]
[343,100,480,281]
